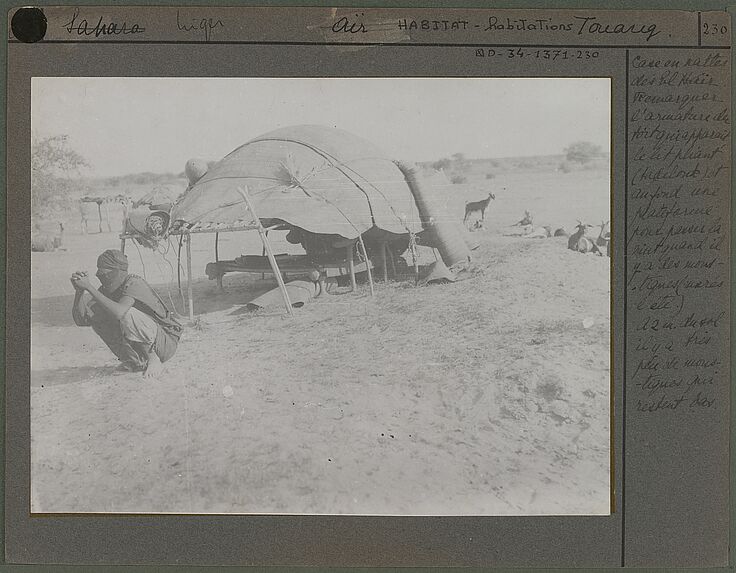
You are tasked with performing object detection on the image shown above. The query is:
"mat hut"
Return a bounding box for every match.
[167,125,471,314]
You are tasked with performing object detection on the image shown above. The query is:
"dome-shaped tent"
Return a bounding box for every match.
[170,125,423,240]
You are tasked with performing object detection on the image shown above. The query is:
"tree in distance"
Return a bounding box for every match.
[31,134,89,218]
[564,141,603,165]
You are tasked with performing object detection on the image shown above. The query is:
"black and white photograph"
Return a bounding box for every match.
[31,77,611,515]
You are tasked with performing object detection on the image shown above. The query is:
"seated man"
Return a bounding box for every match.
[71,249,182,378]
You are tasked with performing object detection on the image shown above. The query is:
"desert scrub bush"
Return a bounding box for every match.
[485,172,495,179]
[564,141,603,164]
[536,377,564,402]
[431,157,452,171]
[450,174,467,184]
[516,159,535,170]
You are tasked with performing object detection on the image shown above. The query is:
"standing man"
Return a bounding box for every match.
[71,249,182,378]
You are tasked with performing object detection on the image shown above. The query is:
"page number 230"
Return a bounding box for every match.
[702,22,728,35]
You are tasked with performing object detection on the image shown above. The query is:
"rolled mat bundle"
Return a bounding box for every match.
[394,161,471,268]
[125,207,171,239]
[418,260,456,286]
[245,280,319,311]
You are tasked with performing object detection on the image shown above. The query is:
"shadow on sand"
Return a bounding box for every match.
[31,276,279,328]
[31,365,127,388]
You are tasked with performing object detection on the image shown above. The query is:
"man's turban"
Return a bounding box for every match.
[97,249,129,271]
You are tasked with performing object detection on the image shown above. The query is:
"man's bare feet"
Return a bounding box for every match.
[142,353,163,379]
[116,361,145,373]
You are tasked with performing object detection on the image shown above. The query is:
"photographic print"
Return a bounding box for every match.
[30,77,611,515]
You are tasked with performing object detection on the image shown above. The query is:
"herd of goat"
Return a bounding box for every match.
[464,192,611,257]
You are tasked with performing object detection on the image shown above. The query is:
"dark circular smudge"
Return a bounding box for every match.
[11,7,47,43]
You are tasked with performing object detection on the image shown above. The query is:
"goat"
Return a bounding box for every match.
[463,192,495,225]
[567,221,602,255]
[596,220,611,247]
[513,210,533,227]
[31,222,64,252]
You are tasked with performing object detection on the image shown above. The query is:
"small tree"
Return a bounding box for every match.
[564,141,603,164]
[31,135,89,218]
[431,157,452,171]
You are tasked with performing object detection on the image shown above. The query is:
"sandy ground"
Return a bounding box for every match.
[31,168,611,514]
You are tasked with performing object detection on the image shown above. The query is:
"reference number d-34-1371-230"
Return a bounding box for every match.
[475,48,601,59]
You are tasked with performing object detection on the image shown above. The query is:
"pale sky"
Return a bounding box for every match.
[32,77,610,178]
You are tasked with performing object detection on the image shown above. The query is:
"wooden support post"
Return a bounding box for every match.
[214,232,224,291]
[177,235,184,298]
[103,201,111,232]
[186,233,194,322]
[387,244,397,278]
[261,231,268,280]
[379,242,388,283]
[120,201,129,234]
[120,237,126,254]
[80,201,87,235]
[236,187,293,316]
[97,202,103,233]
[347,243,357,292]
[358,234,374,297]
[410,234,419,286]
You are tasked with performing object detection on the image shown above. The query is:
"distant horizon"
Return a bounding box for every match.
[33,78,611,178]
[78,149,609,182]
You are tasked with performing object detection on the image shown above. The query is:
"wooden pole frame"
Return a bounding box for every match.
[236,186,294,316]
[214,232,224,291]
[96,202,103,234]
[261,230,268,280]
[379,241,388,282]
[357,234,375,296]
[186,233,194,322]
[346,243,357,292]
[387,244,397,278]
[410,233,419,286]
[103,201,111,232]
[119,197,294,318]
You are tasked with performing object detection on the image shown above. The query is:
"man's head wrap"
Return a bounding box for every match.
[97,249,128,271]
